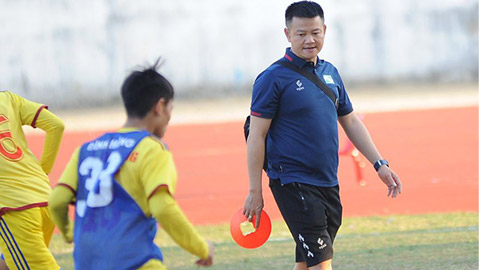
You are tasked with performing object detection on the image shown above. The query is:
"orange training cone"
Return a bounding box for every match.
[230,208,271,249]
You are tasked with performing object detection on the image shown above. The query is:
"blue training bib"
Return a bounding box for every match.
[74,131,163,270]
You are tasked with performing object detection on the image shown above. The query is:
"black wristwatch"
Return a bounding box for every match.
[373,159,389,172]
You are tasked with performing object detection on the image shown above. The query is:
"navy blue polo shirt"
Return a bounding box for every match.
[251,48,354,187]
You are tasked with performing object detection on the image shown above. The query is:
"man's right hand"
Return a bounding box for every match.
[242,190,264,229]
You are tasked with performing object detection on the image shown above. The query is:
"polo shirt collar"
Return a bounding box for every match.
[284,47,320,69]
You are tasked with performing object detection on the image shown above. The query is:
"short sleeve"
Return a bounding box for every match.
[140,140,177,199]
[250,70,282,119]
[11,92,48,127]
[57,147,80,194]
[334,69,354,116]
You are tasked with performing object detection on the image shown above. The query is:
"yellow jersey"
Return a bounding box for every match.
[57,128,178,218]
[51,128,209,264]
[0,91,64,215]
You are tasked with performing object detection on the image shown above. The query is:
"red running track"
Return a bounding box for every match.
[26,106,479,225]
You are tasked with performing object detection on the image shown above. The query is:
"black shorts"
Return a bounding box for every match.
[269,179,342,267]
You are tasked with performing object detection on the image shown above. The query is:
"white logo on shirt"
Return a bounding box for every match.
[296,80,304,91]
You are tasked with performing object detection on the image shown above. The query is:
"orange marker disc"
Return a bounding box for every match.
[230,208,271,249]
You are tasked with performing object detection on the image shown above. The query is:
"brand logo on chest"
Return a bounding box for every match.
[323,75,335,84]
[296,80,304,91]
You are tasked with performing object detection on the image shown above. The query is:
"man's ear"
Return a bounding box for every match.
[284,27,291,42]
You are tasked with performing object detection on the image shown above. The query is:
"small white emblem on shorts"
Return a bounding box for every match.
[299,234,305,242]
[318,237,327,249]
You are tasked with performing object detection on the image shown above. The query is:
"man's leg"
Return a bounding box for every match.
[293,185,343,270]
[270,179,335,269]
[294,260,332,270]
[294,261,308,270]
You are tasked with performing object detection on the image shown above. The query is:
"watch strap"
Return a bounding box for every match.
[374,159,389,171]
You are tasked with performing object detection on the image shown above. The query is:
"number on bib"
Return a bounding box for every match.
[76,151,122,217]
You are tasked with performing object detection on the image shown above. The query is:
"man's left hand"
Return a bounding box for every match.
[377,166,402,198]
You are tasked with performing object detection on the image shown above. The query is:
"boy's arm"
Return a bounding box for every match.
[149,188,210,260]
[48,147,79,243]
[142,140,213,266]
[33,108,65,175]
[48,185,74,243]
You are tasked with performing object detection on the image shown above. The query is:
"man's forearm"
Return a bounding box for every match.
[247,135,266,193]
[341,114,382,164]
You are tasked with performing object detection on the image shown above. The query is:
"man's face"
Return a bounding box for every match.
[284,16,326,63]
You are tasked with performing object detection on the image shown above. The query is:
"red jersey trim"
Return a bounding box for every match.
[284,53,293,62]
[0,202,48,217]
[56,183,76,194]
[147,184,171,200]
[251,111,262,117]
[31,105,48,128]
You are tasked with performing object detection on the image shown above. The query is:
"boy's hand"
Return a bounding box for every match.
[195,241,214,267]
[62,221,74,243]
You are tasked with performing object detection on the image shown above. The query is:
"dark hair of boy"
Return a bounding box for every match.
[121,59,175,118]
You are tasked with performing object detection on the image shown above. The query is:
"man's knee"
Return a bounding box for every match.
[293,261,308,270]
[306,259,332,270]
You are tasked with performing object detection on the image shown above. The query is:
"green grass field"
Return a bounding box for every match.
[50,212,478,269]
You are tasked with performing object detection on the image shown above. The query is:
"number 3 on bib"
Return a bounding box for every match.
[76,151,122,217]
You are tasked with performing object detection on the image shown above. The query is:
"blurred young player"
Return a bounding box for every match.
[0,91,64,270]
[48,60,214,270]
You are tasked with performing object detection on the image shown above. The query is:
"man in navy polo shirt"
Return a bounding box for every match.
[243,1,402,270]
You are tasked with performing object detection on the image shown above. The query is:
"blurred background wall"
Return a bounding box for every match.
[0,0,478,108]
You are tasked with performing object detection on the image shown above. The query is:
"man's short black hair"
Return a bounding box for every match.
[285,1,324,27]
[121,58,174,118]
